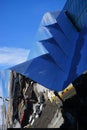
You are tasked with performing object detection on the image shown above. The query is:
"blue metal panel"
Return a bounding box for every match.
[10,28,87,91]
[46,24,78,55]
[45,23,64,33]
[63,0,87,30]
[56,11,78,41]
[27,41,48,60]
[10,54,67,91]
[39,38,68,71]
[36,26,52,41]
[78,8,87,29]
[64,0,86,18]
[63,0,73,10]
[72,1,79,20]
[63,28,87,87]
[77,29,87,74]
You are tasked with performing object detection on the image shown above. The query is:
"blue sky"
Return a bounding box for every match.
[0,0,66,70]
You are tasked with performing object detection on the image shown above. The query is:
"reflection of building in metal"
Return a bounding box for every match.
[63,0,87,30]
[0,105,3,130]
[10,0,87,93]
[8,70,14,127]
[0,103,7,130]
[33,83,49,101]
[7,70,50,128]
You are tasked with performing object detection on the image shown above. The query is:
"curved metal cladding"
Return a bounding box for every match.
[63,28,87,87]
[76,28,87,75]
[10,11,78,91]
[10,54,66,91]
[10,28,87,91]
[39,38,69,70]
[10,2,87,91]
[63,0,87,30]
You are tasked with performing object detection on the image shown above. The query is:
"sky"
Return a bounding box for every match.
[0,0,66,70]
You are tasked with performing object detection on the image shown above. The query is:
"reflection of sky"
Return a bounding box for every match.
[0,106,2,125]
[0,99,3,106]
[0,70,9,126]
[0,80,3,125]
[0,77,3,99]
[0,70,10,99]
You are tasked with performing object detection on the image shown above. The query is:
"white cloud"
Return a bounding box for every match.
[0,47,30,68]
